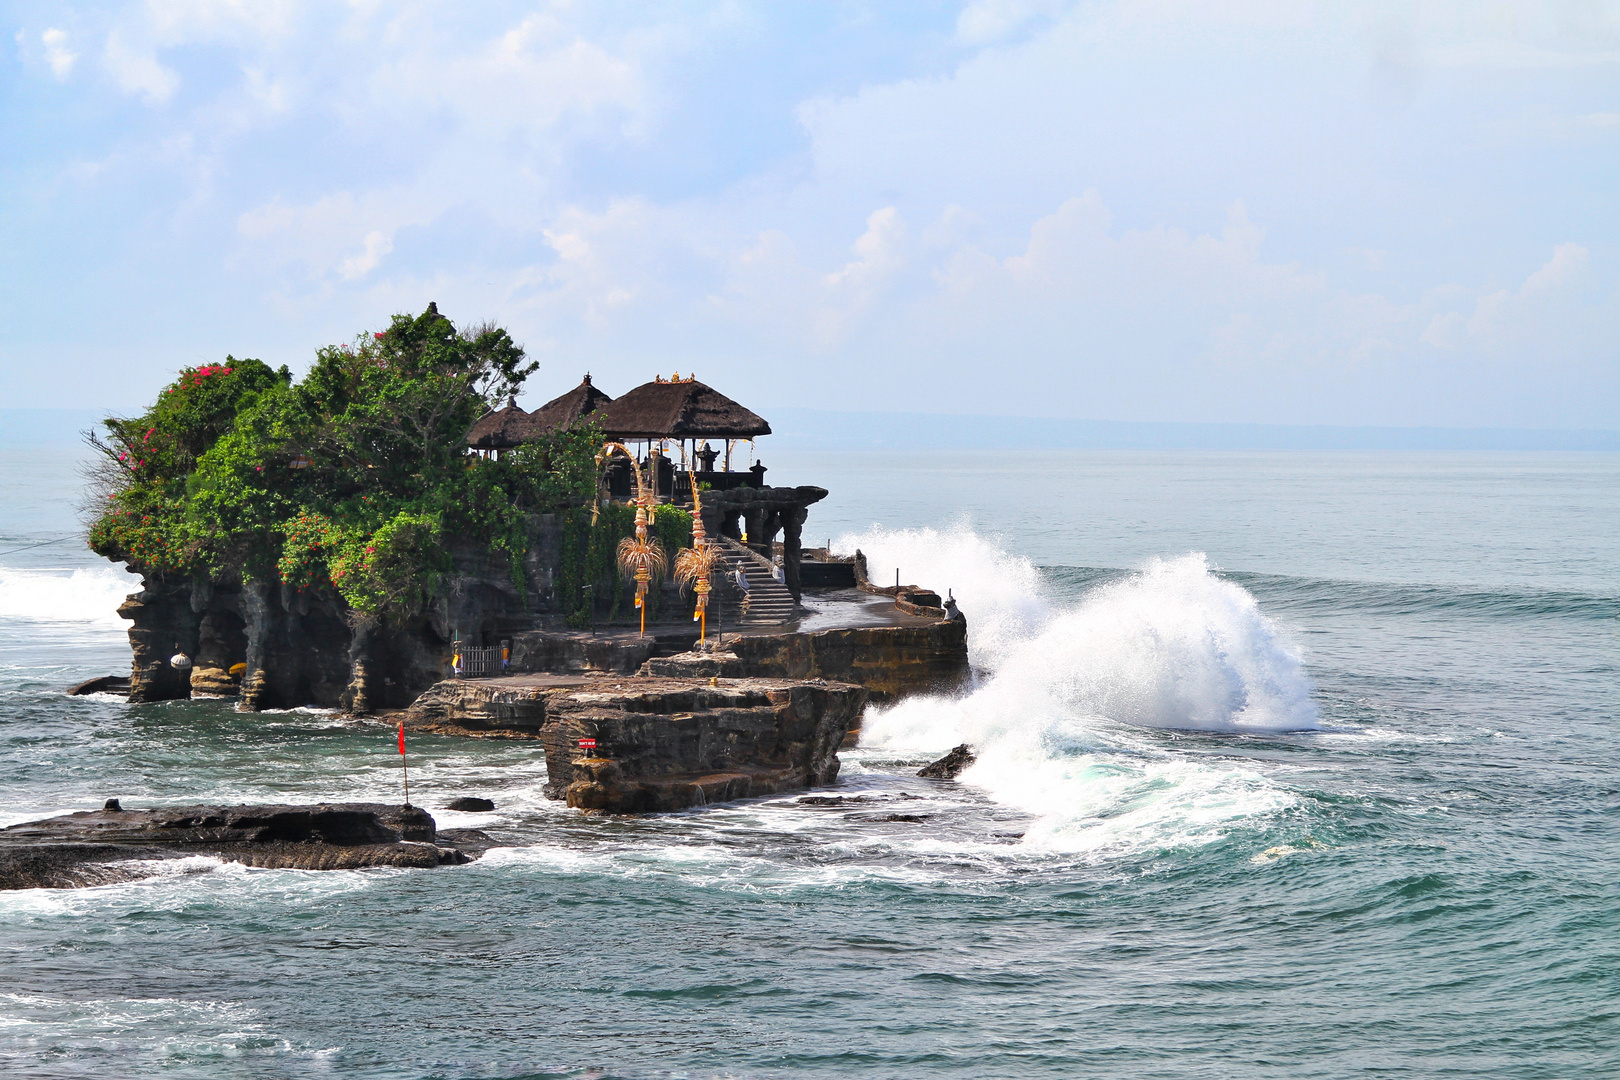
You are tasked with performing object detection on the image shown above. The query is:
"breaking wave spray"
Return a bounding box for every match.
[836,528,1318,853]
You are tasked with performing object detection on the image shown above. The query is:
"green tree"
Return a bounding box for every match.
[87,304,593,628]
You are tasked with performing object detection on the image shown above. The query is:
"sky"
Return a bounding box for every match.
[2,1,1617,429]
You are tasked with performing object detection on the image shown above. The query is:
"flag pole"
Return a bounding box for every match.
[397,721,411,807]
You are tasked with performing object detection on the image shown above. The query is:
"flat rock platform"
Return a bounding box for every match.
[0,803,492,890]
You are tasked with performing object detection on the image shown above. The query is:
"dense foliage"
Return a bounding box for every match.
[87,305,606,626]
[553,502,693,628]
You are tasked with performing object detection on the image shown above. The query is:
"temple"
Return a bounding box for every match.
[468,373,830,608]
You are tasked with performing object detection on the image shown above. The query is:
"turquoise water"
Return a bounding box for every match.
[2,447,1617,1078]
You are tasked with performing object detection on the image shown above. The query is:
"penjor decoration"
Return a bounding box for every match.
[673,471,719,644]
[596,442,667,636]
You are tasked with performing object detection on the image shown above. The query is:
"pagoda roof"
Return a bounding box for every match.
[528,374,613,435]
[592,378,770,440]
[465,398,533,450]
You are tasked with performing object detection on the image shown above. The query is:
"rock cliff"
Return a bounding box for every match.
[113,514,569,710]
[404,674,867,812]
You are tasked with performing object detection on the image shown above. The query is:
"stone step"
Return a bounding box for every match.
[708,540,798,627]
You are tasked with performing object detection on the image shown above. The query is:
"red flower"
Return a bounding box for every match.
[374,332,385,340]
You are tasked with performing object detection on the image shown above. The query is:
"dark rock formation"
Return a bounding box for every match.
[404,674,866,813]
[67,675,130,697]
[918,744,977,779]
[509,630,667,675]
[0,803,487,890]
[446,797,495,812]
[642,620,970,702]
[111,514,573,711]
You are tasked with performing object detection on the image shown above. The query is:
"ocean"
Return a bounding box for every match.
[1,445,1617,1079]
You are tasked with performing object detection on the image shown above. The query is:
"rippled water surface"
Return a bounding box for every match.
[2,447,1617,1078]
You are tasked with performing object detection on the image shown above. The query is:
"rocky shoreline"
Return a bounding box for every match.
[0,802,491,891]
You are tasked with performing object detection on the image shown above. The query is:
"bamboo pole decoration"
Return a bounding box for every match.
[674,468,719,645]
[597,442,666,637]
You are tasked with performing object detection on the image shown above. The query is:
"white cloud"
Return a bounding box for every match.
[372,11,646,144]
[339,230,393,280]
[955,0,1064,45]
[41,28,76,79]
[104,30,179,103]
[1421,243,1592,350]
[1420,311,1465,349]
[1520,242,1588,295]
[237,190,432,283]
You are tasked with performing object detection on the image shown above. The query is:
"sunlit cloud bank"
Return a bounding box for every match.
[4,1,1616,428]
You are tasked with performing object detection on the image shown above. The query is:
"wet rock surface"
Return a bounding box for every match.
[404,673,867,813]
[0,803,490,890]
[67,675,131,697]
[918,744,977,779]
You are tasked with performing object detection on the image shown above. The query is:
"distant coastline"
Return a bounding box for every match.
[5,405,1618,453]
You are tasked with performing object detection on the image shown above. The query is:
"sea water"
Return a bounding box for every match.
[1,445,1617,1079]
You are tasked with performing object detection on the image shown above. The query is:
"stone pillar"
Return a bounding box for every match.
[239,579,273,712]
[121,581,199,703]
[757,509,782,561]
[340,621,375,715]
[743,507,768,554]
[780,506,808,603]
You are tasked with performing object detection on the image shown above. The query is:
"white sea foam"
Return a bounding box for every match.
[833,525,1052,672]
[0,565,139,626]
[848,532,1318,853]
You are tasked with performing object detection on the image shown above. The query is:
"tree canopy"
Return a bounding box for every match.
[87,304,603,625]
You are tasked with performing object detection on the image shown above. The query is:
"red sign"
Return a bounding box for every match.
[578,738,597,750]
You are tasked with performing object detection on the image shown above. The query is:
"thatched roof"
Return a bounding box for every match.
[593,378,771,440]
[528,374,613,435]
[465,398,532,450]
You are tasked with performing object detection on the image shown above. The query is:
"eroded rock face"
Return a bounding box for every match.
[0,803,492,890]
[404,674,867,813]
[108,514,568,712]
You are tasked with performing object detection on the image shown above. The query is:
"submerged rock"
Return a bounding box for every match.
[67,675,130,697]
[0,802,485,890]
[918,744,977,780]
[446,797,495,812]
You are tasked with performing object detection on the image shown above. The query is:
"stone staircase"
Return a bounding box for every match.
[715,537,797,627]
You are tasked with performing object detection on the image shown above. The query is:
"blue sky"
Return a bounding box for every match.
[2,1,1616,428]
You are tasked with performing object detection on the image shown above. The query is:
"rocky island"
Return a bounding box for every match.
[80,303,969,821]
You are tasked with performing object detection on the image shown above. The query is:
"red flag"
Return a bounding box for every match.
[397,722,406,755]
